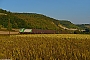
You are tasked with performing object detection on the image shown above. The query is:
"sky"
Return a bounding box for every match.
[0,0,90,24]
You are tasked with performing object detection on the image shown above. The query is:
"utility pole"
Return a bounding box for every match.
[8,18,10,35]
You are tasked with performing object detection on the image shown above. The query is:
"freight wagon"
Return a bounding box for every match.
[19,28,56,34]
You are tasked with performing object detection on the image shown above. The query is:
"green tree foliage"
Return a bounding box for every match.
[0,9,7,13]
[0,25,2,29]
[83,28,90,34]
[76,24,90,30]
[74,30,81,34]
[14,13,59,30]
[0,14,27,29]
[7,23,12,30]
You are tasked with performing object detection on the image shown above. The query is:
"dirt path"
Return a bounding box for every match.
[0,31,19,34]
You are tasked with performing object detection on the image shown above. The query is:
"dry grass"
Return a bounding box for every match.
[0,34,90,60]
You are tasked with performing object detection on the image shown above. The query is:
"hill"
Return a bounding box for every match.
[59,20,80,29]
[76,24,90,29]
[13,13,60,30]
[0,9,27,29]
[1,9,89,34]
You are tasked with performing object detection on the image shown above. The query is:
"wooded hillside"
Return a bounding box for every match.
[0,9,90,34]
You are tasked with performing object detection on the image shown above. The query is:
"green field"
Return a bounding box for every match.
[0,34,90,60]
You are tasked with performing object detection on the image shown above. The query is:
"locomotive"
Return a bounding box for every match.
[19,28,56,34]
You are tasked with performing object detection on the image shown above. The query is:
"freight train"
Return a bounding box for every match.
[19,28,56,34]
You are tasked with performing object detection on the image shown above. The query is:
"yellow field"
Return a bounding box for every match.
[0,34,90,60]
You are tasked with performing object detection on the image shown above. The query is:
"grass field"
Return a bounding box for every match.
[0,34,90,60]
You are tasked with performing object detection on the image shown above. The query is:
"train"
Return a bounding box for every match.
[19,28,56,34]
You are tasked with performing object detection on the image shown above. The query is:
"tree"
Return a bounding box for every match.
[0,25,2,29]
[74,30,81,34]
[7,23,12,31]
[83,28,90,34]
[85,28,90,32]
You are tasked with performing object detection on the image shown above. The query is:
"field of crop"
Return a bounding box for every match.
[0,34,90,60]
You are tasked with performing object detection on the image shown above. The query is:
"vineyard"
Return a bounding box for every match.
[0,34,90,60]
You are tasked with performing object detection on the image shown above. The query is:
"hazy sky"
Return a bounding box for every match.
[0,0,90,24]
